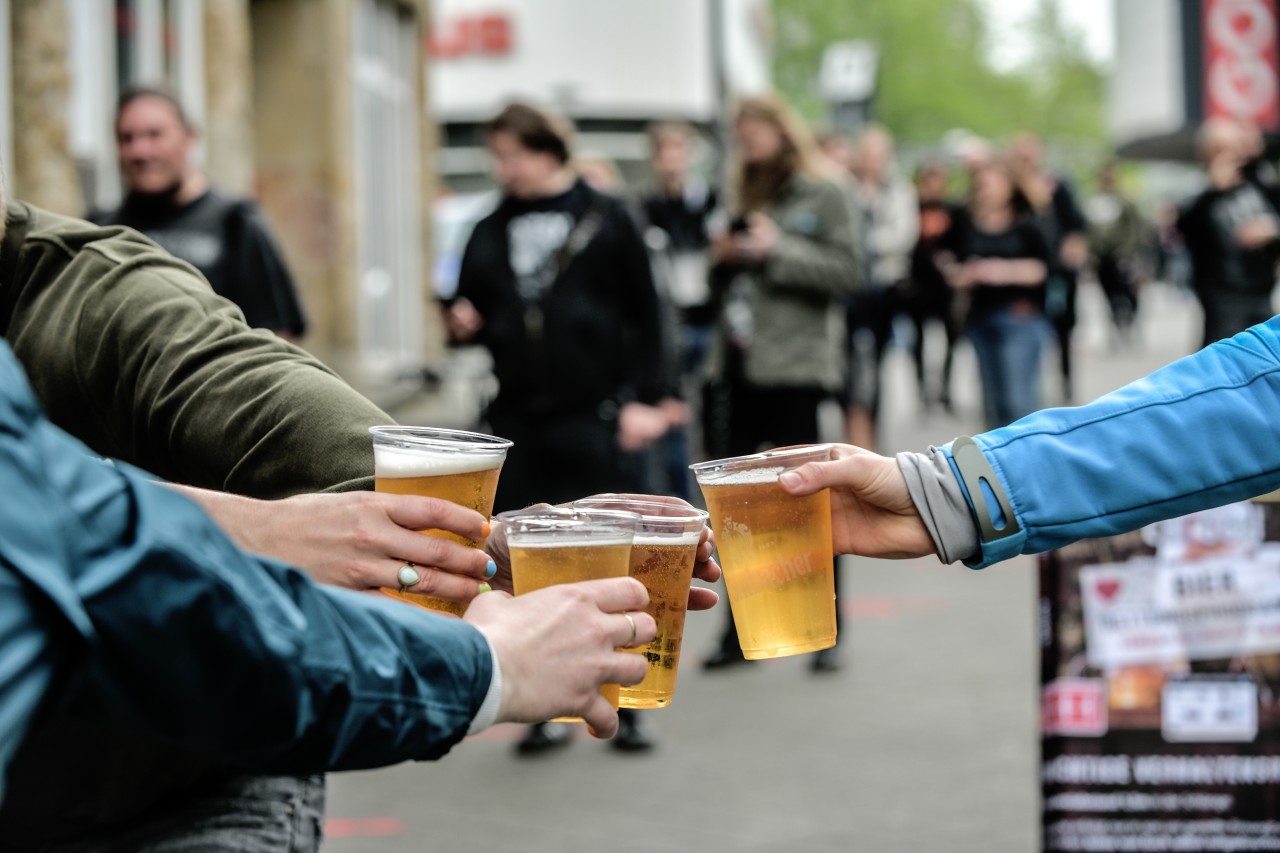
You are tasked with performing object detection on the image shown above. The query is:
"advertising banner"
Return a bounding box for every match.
[1204,0,1280,130]
[1042,501,1280,852]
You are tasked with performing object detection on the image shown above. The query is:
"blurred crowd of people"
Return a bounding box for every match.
[9,69,1280,853]
[441,95,1180,526]
[438,98,1280,738]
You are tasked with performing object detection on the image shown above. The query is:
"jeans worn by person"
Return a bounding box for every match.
[967,306,1050,429]
[41,775,325,853]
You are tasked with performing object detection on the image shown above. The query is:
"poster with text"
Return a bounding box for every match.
[1041,500,1280,852]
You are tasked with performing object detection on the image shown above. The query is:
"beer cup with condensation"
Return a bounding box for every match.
[370,426,513,617]
[573,498,709,708]
[691,445,836,660]
[498,507,639,720]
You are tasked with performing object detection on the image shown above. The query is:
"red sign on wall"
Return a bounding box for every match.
[1204,0,1280,130]
[428,14,513,59]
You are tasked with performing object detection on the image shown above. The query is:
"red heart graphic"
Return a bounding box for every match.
[1095,579,1121,602]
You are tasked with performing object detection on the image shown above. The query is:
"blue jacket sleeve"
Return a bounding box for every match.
[944,316,1280,568]
[0,342,492,782]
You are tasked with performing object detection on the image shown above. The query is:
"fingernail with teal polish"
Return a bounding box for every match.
[485,560,497,578]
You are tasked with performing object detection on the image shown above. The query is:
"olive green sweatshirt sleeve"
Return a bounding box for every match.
[1,203,388,499]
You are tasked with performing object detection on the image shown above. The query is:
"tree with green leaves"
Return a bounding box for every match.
[772,0,1107,153]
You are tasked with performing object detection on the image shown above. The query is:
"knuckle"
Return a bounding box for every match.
[349,518,380,551]
[410,570,441,595]
[418,495,448,520]
[418,535,449,564]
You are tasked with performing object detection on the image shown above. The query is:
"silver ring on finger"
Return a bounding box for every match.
[397,562,421,592]
[623,612,638,647]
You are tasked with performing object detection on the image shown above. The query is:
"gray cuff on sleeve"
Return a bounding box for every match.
[897,447,980,564]
[466,636,504,736]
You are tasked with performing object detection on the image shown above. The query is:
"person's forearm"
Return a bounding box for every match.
[163,484,265,554]
[7,408,492,770]
[945,318,1280,567]
[983,258,1047,286]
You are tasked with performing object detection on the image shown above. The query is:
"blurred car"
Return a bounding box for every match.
[432,190,499,301]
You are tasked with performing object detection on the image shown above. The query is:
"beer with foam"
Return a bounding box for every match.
[693,446,836,659]
[501,508,638,718]
[371,427,511,617]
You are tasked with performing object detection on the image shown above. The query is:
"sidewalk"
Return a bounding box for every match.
[328,280,1202,853]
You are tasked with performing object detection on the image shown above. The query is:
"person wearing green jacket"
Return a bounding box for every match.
[701,93,863,673]
[0,184,661,847]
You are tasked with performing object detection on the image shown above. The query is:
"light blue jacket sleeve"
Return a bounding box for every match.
[944,316,1280,568]
[0,341,493,797]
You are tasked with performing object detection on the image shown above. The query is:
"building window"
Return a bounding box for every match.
[353,0,424,379]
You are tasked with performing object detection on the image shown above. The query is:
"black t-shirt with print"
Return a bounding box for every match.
[457,178,666,417]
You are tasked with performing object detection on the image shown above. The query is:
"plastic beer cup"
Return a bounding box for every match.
[498,507,639,720]
[370,426,513,617]
[691,445,837,660]
[573,498,709,708]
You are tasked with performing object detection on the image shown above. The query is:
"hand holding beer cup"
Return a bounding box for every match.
[774,443,934,560]
[499,507,640,717]
[692,445,840,659]
[464,578,655,738]
[371,426,513,617]
[168,486,495,597]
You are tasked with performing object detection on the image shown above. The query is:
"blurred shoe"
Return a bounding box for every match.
[702,646,747,670]
[612,710,656,753]
[810,647,841,674]
[515,722,572,756]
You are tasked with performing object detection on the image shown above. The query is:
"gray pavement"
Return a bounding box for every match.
[326,281,1203,852]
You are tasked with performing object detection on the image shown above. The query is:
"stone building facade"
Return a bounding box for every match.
[2,0,442,402]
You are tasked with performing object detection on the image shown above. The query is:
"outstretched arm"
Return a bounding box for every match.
[780,317,1280,569]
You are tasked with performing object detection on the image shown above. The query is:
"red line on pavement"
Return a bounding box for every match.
[325,817,404,837]
[841,594,948,619]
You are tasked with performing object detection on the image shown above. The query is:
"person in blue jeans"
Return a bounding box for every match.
[936,156,1052,429]
[776,315,1280,571]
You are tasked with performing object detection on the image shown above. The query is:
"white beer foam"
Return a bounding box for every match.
[697,466,784,486]
[374,445,504,477]
[634,531,702,547]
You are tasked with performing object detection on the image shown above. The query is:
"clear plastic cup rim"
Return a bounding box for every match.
[496,507,642,539]
[369,425,513,455]
[572,497,708,533]
[689,444,833,482]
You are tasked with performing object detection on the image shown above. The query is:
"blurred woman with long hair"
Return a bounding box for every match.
[936,155,1052,428]
[701,92,863,672]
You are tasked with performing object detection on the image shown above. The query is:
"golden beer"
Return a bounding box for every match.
[371,427,511,617]
[618,536,700,708]
[503,509,639,720]
[573,498,708,708]
[694,447,837,659]
[510,540,632,712]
